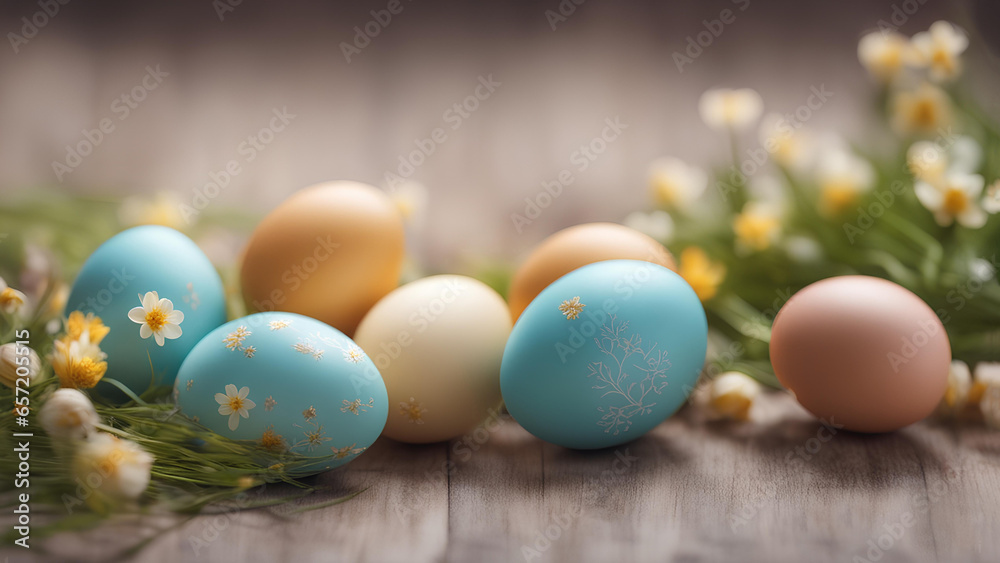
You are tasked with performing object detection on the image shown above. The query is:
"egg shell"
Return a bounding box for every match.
[240,181,405,336]
[770,275,950,433]
[508,223,676,321]
[501,259,707,449]
[175,312,388,474]
[66,226,226,397]
[353,275,511,443]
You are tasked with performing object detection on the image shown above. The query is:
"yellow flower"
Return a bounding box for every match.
[51,335,108,389]
[937,360,972,417]
[118,191,186,229]
[72,433,153,501]
[678,247,726,302]
[698,88,763,131]
[647,157,708,209]
[214,384,256,431]
[258,427,287,452]
[816,150,875,217]
[910,21,968,82]
[63,311,110,346]
[0,277,28,316]
[969,362,1000,405]
[891,83,952,137]
[707,372,761,422]
[733,202,781,252]
[858,30,917,82]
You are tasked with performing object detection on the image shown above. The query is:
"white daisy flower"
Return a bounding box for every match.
[911,21,968,82]
[72,433,153,500]
[128,291,184,346]
[698,88,763,131]
[816,149,876,216]
[624,210,674,242]
[39,388,100,440]
[906,135,981,183]
[706,372,761,422]
[857,30,917,83]
[214,384,256,431]
[915,172,988,228]
[647,157,708,210]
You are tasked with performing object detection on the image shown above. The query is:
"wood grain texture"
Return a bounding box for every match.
[5,392,999,563]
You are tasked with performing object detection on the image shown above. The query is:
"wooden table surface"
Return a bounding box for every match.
[7,392,999,563]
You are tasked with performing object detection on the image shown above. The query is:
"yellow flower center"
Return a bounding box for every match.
[259,429,285,451]
[652,176,680,206]
[931,48,953,72]
[943,187,969,215]
[227,395,245,413]
[821,182,860,216]
[911,100,938,129]
[406,405,423,420]
[734,212,780,251]
[678,247,726,302]
[145,308,167,331]
[0,288,23,307]
[61,357,108,389]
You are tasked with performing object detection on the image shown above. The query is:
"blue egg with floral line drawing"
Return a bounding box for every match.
[66,226,226,399]
[175,312,388,475]
[500,259,708,449]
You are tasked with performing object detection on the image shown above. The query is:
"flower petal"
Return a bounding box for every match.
[215,393,229,405]
[160,323,182,340]
[142,291,158,310]
[154,332,165,346]
[128,307,147,324]
[228,412,239,431]
[242,398,256,410]
[238,386,250,399]
[225,384,237,396]
[139,324,153,339]
[159,299,173,315]
[167,310,184,324]
[914,181,943,210]
[239,408,250,419]
[218,404,233,415]
[957,205,987,229]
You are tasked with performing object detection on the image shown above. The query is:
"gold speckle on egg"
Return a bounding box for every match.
[302,405,317,421]
[559,296,586,320]
[399,397,427,424]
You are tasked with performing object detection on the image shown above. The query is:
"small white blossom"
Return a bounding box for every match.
[39,388,100,440]
[911,21,968,82]
[72,433,153,501]
[706,372,761,422]
[698,88,763,131]
[128,291,184,346]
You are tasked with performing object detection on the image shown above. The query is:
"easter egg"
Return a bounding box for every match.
[66,226,226,397]
[770,276,950,433]
[508,223,676,321]
[175,312,388,474]
[501,259,707,449]
[353,275,511,443]
[240,181,405,336]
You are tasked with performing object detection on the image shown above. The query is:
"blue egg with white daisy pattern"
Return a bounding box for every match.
[500,259,708,449]
[175,312,388,474]
[66,226,226,399]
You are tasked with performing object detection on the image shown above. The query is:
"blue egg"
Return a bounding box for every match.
[66,226,226,398]
[175,312,388,474]
[501,260,707,449]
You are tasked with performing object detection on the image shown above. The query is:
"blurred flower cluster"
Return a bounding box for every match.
[627,21,1000,425]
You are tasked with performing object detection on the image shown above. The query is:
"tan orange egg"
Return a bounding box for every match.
[507,222,676,320]
[240,181,405,336]
[770,275,951,433]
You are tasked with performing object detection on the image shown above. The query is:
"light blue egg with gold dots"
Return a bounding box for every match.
[500,259,707,449]
[66,226,226,399]
[175,312,388,474]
